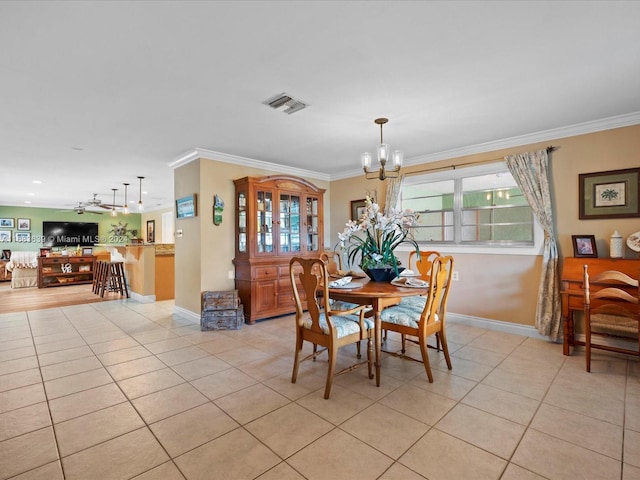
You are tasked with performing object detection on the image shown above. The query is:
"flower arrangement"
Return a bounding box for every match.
[338,196,420,276]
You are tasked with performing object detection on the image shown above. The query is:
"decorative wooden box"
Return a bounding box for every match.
[201,290,244,331]
[201,290,240,310]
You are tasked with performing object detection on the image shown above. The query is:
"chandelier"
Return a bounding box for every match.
[361,117,403,181]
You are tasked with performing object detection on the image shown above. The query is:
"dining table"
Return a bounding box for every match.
[328,278,429,386]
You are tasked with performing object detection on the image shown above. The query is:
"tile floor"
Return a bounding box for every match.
[1,299,639,479]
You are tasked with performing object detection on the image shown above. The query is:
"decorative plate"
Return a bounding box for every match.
[627,231,640,252]
[391,277,429,288]
[328,282,363,289]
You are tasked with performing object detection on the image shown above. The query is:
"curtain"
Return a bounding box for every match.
[384,174,404,214]
[505,149,562,340]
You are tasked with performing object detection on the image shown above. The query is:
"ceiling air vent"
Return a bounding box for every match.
[263,93,308,115]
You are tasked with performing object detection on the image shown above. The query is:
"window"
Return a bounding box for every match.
[401,162,536,249]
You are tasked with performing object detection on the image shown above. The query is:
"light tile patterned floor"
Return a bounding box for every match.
[1,299,639,479]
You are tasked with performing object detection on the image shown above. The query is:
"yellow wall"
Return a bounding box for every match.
[175,124,640,324]
[330,124,640,326]
[174,158,330,314]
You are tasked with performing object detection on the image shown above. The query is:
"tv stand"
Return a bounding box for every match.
[38,255,96,288]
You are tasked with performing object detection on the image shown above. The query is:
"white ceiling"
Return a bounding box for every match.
[2,1,640,212]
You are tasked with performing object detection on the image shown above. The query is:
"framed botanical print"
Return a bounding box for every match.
[579,168,640,219]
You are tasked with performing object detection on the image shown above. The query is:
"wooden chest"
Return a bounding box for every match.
[201,307,244,331]
[201,290,244,331]
[201,290,240,310]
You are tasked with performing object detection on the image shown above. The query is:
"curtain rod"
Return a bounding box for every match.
[405,145,557,177]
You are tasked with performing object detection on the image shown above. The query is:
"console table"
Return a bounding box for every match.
[560,257,640,355]
[38,255,96,288]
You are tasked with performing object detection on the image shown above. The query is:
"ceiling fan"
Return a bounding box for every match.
[84,193,122,210]
[58,202,104,215]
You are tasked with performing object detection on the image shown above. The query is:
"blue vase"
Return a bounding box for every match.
[364,267,404,282]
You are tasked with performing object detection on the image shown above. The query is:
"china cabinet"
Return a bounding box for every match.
[233,175,325,323]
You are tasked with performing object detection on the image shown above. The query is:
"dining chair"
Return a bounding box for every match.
[408,250,440,280]
[289,257,374,399]
[320,249,342,275]
[583,264,639,372]
[379,255,454,382]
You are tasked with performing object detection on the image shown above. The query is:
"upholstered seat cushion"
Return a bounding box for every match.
[380,296,439,328]
[304,312,374,337]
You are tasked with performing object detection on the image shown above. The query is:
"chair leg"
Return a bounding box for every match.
[401,334,406,353]
[585,318,591,373]
[324,347,338,399]
[367,337,374,379]
[291,336,303,384]
[439,329,452,370]
[356,340,361,359]
[419,336,434,383]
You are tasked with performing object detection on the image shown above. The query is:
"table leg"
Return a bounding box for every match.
[374,304,381,387]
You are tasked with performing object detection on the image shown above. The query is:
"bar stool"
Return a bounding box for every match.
[97,261,129,298]
[93,261,107,294]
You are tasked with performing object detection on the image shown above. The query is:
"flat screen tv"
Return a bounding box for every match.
[42,222,99,247]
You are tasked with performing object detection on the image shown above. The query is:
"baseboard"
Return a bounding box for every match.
[129,292,156,304]
[448,312,552,342]
[173,305,200,323]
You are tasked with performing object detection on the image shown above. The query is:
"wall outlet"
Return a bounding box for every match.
[452,271,459,281]
[228,270,235,280]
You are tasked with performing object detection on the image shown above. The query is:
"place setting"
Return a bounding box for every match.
[390,269,429,288]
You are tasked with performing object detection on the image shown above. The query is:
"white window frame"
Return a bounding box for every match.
[396,161,544,256]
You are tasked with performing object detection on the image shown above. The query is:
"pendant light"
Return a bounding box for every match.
[110,188,118,217]
[122,183,130,215]
[137,176,145,212]
[361,117,403,181]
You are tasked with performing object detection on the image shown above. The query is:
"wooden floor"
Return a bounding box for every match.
[0,281,127,314]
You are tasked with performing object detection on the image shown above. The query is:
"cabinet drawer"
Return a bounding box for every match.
[254,266,278,280]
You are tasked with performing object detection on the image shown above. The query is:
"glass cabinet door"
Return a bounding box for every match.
[279,193,301,254]
[256,189,273,253]
[238,192,247,253]
[305,195,320,252]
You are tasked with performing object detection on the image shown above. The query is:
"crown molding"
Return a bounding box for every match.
[330,111,640,181]
[169,148,331,182]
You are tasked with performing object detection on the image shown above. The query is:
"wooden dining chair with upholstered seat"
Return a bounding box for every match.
[583,264,639,372]
[289,257,374,399]
[408,250,440,280]
[320,250,342,275]
[379,255,454,382]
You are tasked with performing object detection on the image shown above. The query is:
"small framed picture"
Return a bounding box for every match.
[350,199,367,221]
[0,218,14,228]
[82,247,94,255]
[572,235,598,258]
[146,220,155,243]
[176,194,197,219]
[14,232,31,243]
[0,231,10,242]
[40,248,51,257]
[17,218,30,231]
[1,249,11,260]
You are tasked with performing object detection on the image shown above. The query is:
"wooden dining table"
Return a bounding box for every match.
[328,278,429,386]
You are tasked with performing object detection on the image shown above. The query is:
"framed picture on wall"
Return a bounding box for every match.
[147,220,155,243]
[579,167,640,219]
[14,232,31,243]
[176,194,197,219]
[572,235,598,258]
[17,218,30,230]
[0,218,14,228]
[350,199,367,221]
[0,231,10,242]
